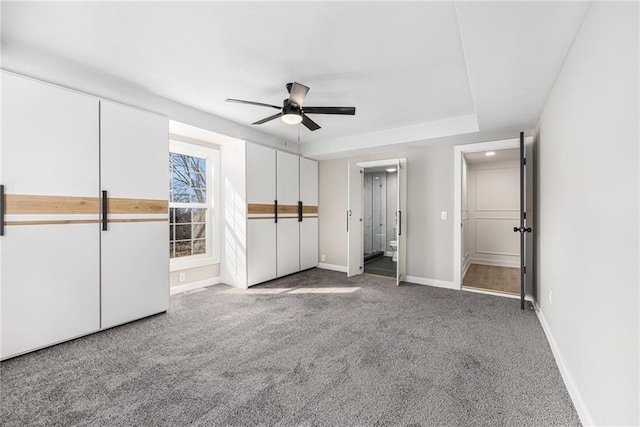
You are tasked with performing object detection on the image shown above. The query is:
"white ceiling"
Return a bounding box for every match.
[1,1,591,159]
[464,147,520,165]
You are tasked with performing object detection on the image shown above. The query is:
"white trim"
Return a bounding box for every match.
[356,159,403,168]
[533,301,594,426]
[468,258,520,269]
[170,277,222,295]
[405,276,457,290]
[454,137,526,289]
[461,286,525,300]
[385,251,393,257]
[462,257,472,277]
[318,263,348,273]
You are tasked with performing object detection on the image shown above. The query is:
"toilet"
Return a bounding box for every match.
[389,240,398,262]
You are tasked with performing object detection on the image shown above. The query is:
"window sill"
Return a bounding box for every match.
[170,256,220,272]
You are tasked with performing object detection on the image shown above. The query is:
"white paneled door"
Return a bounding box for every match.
[347,163,363,277]
[246,142,277,286]
[1,72,101,358]
[276,151,300,276]
[396,159,407,286]
[100,101,169,329]
[299,157,318,270]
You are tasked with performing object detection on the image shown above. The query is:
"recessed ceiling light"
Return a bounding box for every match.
[386,168,397,172]
[374,177,380,180]
[485,151,496,156]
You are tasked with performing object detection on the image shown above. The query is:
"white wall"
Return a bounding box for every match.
[465,160,520,268]
[319,145,454,283]
[534,2,638,425]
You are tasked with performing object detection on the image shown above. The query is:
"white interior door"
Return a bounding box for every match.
[396,159,407,285]
[299,157,318,270]
[100,101,169,329]
[276,151,300,276]
[246,142,277,286]
[347,163,363,277]
[1,72,100,358]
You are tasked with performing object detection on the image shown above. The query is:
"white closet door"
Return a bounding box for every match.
[1,73,100,358]
[246,142,276,286]
[277,218,300,276]
[300,218,318,270]
[276,151,300,276]
[100,101,169,329]
[299,157,318,270]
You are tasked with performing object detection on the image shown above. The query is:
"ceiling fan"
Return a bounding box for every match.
[226,82,356,131]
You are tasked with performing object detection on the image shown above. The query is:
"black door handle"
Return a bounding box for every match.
[513,226,532,233]
[298,201,303,222]
[398,211,402,236]
[101,190,108,231]
[274,200,278,223]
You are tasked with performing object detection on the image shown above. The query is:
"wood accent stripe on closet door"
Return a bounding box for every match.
[248,204,275,215]
[6,218,168,226]
[247,204,318,215]
[108,198,167,214]
[5,194,168,215]
[5,194,99,214]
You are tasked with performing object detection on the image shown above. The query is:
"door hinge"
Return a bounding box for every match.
[360,170,364,174]
[523,212,527,220]
[523,266,526,274]
[523,158,527,165]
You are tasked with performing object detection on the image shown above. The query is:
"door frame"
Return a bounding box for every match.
[348,158,407,284]
[453,137,530,289]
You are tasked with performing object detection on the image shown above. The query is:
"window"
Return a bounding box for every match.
[169,139,220,269]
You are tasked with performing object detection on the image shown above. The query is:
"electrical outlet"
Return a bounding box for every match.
[321,254,326,262]
[441,211,448,220]
[179,272,186,283]
[549,290,553,305]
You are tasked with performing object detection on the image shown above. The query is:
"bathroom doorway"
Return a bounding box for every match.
[347,158,406,285]
[362,167,397,278]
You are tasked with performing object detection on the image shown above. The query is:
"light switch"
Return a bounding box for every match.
[441,211,448,220]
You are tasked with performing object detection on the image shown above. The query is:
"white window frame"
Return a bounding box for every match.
[169,139,220,271]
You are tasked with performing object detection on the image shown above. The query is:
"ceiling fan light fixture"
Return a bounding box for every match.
[282,112,302,125]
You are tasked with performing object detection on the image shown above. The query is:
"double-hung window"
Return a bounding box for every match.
[169,139,220,269]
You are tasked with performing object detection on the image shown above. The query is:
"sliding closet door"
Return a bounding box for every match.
[276,151,300,277]
[1,72,100,358]
[299,157,318,270]
[247,142,277,286]
[100,101,169,329]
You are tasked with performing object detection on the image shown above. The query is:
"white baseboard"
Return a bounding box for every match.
[533,301,593,426]
[318,263,348,273]
[469,258,520,269]
[385,251,393,257]
[405,276,457,290]
[462,257,471,277]
[170,277,222,295]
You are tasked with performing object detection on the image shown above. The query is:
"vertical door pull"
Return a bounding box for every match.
[347,210,351,232]
[101,190,108,231]
[274,200,278,223]
[398,211,402,236]
[0,185,5,236]
[298,201,303,222]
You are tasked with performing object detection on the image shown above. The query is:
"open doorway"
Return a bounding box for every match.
[362,167,397,278]
[461,148,521,295]
[347,158,407,285]
[454,136,534,307]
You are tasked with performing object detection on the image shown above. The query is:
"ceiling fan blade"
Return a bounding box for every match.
[252,113,282,125]
[288,82,309,106]
[301,114,321,131]
[303,106,356,115]
[226,98,281,110]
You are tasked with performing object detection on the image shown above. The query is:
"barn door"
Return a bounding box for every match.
[514,132,533,309]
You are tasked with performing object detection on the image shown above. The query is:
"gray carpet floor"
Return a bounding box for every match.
[1,268,579,426]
